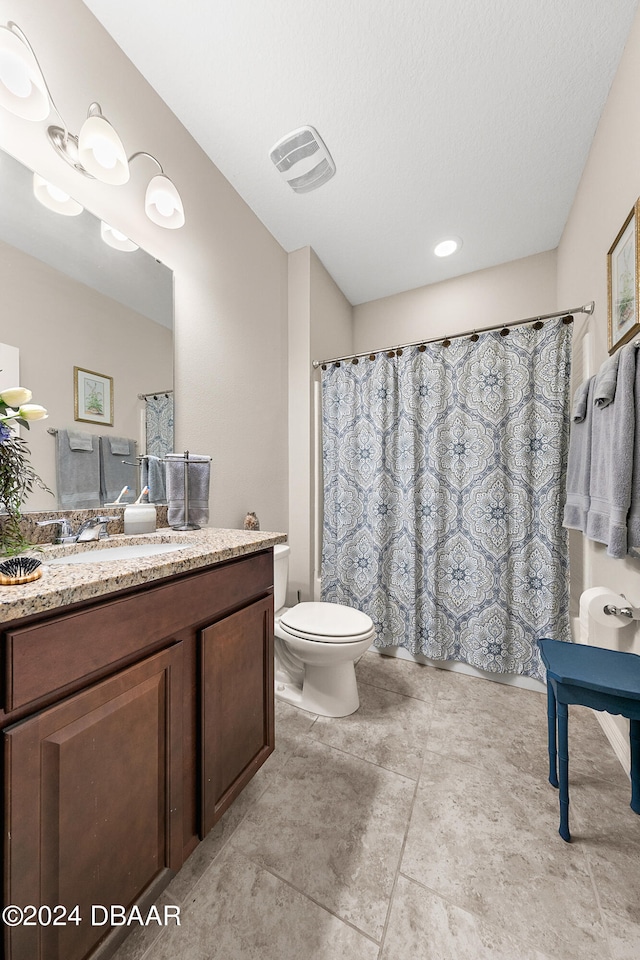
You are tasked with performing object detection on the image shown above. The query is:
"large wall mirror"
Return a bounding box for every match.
[0,149,174,511]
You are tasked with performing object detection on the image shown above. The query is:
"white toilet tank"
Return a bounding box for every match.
[273,544,290,613]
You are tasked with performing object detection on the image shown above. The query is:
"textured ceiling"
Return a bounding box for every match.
[83,0,639,305]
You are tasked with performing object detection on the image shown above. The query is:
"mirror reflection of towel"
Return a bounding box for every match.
[56,429,101,509]
[165,454,210,526]
[141,455,167,503]
[99,436,137,504]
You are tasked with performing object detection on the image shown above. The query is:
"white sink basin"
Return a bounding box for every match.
[47,542,191,565]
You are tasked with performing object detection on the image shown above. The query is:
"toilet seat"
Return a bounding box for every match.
[278,601,375,644]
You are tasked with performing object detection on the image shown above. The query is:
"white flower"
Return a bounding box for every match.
[0,386,32,407]
[17,403,48,421]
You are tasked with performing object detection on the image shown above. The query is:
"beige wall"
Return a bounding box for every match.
[353,249,558,350]
[289,248,353,603]
[0,240,173,510]
[557,0,640,758]
[0,0,289,533]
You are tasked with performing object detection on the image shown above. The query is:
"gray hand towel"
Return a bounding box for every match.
[99,435,137,505]
[563,376,595,532]
[571,378,592,422]
[593,351,622,408]
[166,454,211,527]
[68,429,95,451]
[140,455,167,503]
[56,429,101,509]
[109,436,131,455]
[585,344,636,557]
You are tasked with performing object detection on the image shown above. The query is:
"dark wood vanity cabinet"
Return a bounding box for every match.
[201,594,274,833]
[0,548,275,960]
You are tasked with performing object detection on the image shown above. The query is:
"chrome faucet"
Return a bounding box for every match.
[37,516,118,544]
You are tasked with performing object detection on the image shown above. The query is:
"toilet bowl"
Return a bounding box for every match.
[273,545,375,717]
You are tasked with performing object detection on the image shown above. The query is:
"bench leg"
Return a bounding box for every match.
[630,719,640,815]
[557,701,570,842]
[546,681,559,788]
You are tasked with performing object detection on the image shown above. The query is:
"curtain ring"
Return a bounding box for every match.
[387,350,395,358]
[499,327,510,337]
[469,332,479,342]
[562,315,574,325]
[334,361,341,368]
[396,348,403,357]
[442,338,451,348]
[352,357,359,364]
[532,321,544,330]
[368,354,376,361]
[321,364,327,370]
[418,344,426,352]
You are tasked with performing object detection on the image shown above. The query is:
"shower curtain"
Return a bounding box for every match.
[320,317,572,681]
[145,393,174,458]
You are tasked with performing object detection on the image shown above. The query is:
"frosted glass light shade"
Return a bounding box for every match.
[33,173,83,216]
[78,114,129,184]
[145,175,185,229]
[0,24,49,120]
[100,221,138,252]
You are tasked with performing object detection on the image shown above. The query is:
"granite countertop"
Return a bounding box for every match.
[0,528,287,624]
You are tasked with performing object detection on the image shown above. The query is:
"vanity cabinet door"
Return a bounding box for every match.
[3,643,183,960]
[200,595,274,835]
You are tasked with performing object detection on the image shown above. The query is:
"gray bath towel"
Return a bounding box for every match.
[166,453,211,527]
[140,455,167,503]
[99,435,137,504]
[56,429,101,509]
[563,377,595,532]
[593,350,622,408]
[625,347,640,553]
[585,344,637,557]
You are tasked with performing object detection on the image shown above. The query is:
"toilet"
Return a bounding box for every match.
[273,544,375,717]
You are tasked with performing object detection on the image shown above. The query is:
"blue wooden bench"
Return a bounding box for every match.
[537,637,640,842]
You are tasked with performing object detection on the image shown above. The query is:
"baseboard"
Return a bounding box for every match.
[593,711,631,775]
[369,645,546,694]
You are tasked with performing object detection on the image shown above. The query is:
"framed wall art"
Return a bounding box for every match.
[74,366,113,426]
[608,199,640,354]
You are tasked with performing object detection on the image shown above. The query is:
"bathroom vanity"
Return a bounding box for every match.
[0,527,286,960]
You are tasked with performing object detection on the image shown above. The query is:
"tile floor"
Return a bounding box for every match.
[114,652,640,960]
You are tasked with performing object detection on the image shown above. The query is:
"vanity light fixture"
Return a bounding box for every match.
[100,221,139,252]
[33,173,83,216]
[0,21,184,228]
[434,237,462,257]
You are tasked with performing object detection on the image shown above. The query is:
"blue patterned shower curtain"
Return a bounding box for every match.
[145,393,174,458]
[321,317,572,681]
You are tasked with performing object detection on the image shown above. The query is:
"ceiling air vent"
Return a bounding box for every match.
[269,125,336,194]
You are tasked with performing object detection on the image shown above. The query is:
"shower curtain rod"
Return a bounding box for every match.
[137,389,173,400]
[312,300,595,369]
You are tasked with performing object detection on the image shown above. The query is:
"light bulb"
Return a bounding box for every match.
[145,174,185,229]
[33,173,83,216]
[46,183,70,203]
[0,24,50,120]
[100,221,138,252]
[90,135,119,170]
[0,49,31,97]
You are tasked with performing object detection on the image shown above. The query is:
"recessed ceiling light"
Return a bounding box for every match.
[434,237,462,257]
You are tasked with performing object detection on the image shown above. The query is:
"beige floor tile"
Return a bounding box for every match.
[230,738,415,940]
[356,650,442,701]
[136,846,380,960]
[427,687,549,783]
[380,875,554,960]
[402,753,608,960]
[309,679,435,779]
[275,697,318,737]
[601,906,640,960]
